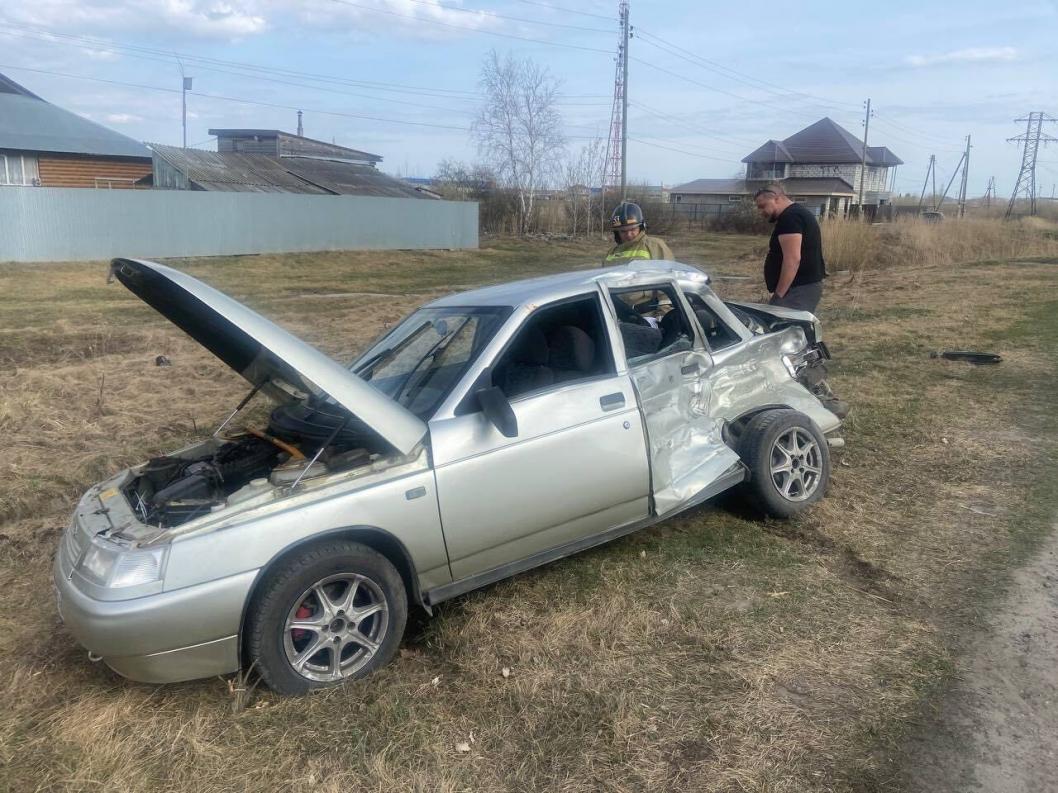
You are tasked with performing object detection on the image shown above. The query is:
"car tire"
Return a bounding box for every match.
[738,409,830,518]
[245,540,407,696]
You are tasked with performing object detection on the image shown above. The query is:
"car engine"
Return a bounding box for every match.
[126,401,381,527]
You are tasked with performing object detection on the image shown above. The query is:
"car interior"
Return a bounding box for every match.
[609,284,695,363]
[491,295,615,399]
[682,292,743,350]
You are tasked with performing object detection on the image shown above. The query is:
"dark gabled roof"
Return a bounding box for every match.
[673,178,750,194]
[0,72,41,99]
[0,71,150,158]
[741,139,793,164]
[672,176,855,197]
[780,117,864,163]
[150,144,430,198]
[866,145,904,166]
[743,117,902,166]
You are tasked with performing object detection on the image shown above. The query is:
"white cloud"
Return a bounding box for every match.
[904,46,1018,67]
[105,112,143,123]
[2,0,268,40]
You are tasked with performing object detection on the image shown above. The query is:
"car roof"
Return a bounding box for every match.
[426,260,712,309]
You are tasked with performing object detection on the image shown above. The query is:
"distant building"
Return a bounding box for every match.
[150,134,434,199]
[210,128,383,167]
[0,71,152,189]
[671,117,902,218]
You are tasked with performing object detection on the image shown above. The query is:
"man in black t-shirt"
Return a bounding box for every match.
[754,184,826,312]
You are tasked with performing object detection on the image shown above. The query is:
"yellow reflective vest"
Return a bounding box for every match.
[602,233,675,266]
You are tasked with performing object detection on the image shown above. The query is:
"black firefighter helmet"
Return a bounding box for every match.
[610,201,645,243]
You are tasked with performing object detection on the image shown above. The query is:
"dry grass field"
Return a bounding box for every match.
[2,220,1058,792]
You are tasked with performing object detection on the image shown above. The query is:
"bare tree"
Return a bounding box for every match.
[563,138,605,237]
[472,50,565,235]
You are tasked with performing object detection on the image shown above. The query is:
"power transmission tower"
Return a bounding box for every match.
[602,1,630,200]
[917,154,936,211]
[857,98,872,211]
[957,135,971,218]
[1005,112,1057,218]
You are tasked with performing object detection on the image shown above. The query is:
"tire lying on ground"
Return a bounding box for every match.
[738,408,830,518]
[246,540,407,695]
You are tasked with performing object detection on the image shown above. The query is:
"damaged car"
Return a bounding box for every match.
[54,258,843,695]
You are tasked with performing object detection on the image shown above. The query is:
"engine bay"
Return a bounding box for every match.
[126,400,384,528]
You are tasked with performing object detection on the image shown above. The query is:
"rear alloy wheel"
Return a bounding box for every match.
[738,409,830,518]
[246,541,407,695]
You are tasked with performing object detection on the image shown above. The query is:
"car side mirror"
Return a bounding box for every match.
[476,385,518,438]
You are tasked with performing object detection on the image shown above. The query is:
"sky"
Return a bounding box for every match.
[1,0,1056,197]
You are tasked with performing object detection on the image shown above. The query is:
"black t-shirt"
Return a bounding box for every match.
[764,203,826,291]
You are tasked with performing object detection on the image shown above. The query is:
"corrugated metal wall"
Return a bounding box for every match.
[0,188,479,262]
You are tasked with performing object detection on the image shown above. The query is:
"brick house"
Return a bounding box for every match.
[671,117,902,219]
[0,72,151,189]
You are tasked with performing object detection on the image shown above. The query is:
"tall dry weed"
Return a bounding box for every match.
[822,216,1058,273]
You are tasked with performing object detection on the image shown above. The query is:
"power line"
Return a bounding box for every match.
[323,0,614,53]
[634,29,856,113]
[0,24,483,99]
[509,0,615,21]
[326,0,613,33]
[627,137,742,164]
[0,63,473,131]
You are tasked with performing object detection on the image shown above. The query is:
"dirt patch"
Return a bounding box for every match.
[901,526,1058,792]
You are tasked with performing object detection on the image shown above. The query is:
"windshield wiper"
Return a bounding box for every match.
[353,320,432,378]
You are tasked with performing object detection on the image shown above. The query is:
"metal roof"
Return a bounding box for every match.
[743,117,902,166]
[742,140,794,163]
[209,129,383,163]
[672,177,855,196]
[0,72,151,159]
[150,144,432,198]
[428,261,711,309]
[282,157,433,199]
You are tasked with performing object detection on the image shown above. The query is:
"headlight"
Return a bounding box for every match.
[78,540,167,588]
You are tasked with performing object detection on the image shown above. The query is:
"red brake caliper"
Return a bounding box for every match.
[291,604,312,642]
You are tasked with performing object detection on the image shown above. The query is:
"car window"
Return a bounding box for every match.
[352,306,510,418]
[491,294,615,400]
[683,292,742,350]
[608,284,694,365]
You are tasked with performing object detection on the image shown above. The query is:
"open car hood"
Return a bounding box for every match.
[110,258,427,456]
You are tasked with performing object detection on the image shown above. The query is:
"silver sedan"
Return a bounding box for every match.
[54,258,842,695]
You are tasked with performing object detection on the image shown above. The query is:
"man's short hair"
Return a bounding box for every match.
[754,183,787,199]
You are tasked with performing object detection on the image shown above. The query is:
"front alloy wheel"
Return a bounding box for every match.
[284,573,390,683]
[246,540,407,695]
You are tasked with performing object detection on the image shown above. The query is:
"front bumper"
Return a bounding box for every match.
[54,553,255,683]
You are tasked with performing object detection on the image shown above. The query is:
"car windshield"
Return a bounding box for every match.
[351,305,510,418]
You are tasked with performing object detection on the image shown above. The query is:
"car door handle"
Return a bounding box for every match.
[599,392,625,411]
[681,362,701,375]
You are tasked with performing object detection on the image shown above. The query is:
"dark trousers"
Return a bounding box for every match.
[769,281,823,313]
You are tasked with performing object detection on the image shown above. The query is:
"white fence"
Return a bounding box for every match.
[0,188,478,262]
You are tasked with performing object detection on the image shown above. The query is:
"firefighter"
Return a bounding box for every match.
[601,201,674,266]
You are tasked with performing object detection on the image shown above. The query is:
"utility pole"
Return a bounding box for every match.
[296,110,304,137]
[1006,112,1057,218]
[936,151,967,210]
[602,1,630,216]
[957,135,971,218]
[857,98,872,213]
[620,1,629,197]
[179,59,192,148]
[918,154,936,211]
[984,176,995,208]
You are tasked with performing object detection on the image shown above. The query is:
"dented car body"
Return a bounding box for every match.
[54,258,842,693]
